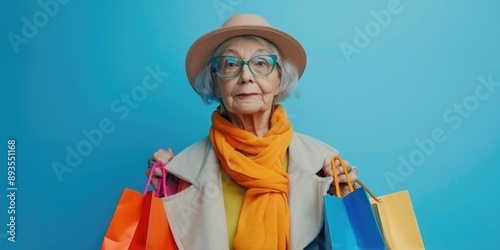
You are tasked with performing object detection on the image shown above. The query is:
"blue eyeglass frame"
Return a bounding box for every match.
[211,54,278,78]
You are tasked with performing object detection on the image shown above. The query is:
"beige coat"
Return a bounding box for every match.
[162,132,339,250]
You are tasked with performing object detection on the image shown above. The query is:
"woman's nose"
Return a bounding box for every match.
[239,64,254,83]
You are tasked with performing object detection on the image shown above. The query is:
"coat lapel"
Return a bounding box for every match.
[162,138,230,250]
[288,133,337,249]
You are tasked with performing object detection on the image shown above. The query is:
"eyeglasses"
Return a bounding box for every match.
[211,54,278,78]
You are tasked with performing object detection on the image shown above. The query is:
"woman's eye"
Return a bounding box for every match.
[227,62,238,67]
[253,60,268,67]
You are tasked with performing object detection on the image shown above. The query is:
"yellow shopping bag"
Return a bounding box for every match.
[358,181,425,250]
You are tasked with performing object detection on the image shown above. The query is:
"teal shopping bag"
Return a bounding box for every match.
[322,156,386,250]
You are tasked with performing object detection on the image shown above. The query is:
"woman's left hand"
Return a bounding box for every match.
[322,157,358,196]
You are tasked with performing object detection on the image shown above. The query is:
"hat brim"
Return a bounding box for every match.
[185,25,307,86]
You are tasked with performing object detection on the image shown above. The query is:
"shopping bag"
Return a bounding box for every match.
[101,162,178,250]
[322,156,386,250]
[363,187,425,250]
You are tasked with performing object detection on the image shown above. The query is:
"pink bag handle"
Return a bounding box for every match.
[156,165,168,197]
[144,162,168,197]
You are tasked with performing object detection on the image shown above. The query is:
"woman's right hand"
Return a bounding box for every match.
[145,148,174,190]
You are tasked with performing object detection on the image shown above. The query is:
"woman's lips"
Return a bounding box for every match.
[237,93,258,97]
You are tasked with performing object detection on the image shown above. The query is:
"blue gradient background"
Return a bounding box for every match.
[1,0,499,249]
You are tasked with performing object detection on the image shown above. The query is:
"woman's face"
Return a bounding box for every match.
[214,38,281,115]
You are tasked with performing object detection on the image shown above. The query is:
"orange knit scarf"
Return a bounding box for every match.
[209,104,293,250]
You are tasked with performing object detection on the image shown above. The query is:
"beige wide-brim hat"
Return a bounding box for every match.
[185,13,307,87]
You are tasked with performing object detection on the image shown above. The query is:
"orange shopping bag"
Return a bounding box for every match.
[101,162,178,250]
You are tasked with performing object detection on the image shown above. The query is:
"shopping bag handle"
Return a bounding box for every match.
[331,156,355,197]
[355,179,380,202]
[331,156,380,202]
[144,162,168,197]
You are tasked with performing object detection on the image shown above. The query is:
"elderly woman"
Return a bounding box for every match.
[146,14,359,250]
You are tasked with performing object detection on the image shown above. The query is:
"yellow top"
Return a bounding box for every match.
[221,152,289,250]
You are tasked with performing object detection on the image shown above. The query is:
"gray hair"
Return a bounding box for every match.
[192,36,299,104]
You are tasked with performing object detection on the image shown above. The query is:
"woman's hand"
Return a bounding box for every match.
[145,148,174,190]
[322,157,358,197]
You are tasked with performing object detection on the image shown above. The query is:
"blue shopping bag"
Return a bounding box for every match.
[322,156,386,250]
